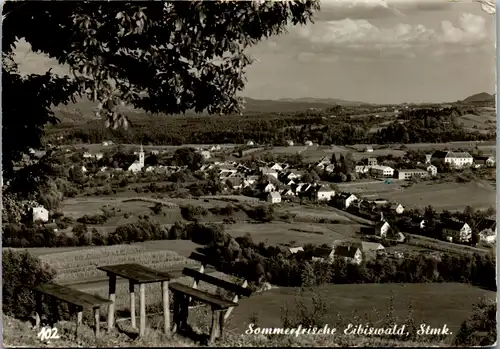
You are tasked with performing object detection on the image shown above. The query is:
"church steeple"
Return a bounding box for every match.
[139,144,145,166]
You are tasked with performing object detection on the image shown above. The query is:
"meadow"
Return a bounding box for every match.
[226,283,496,335]
[337,180,495,211]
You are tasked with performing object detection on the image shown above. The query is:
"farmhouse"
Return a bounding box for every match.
[473,156,495,168]
[367,157,378,166]
[270,163,283,171]
[260,167,278,179]
[247,140,255,146]
[352,241,386,258]
[83,152,93,158]
[375,220,391,238]
[95,152,104,160]
[417,164,438,176]
[431,151,473,168]
[225,177,243,190]
[355,165,370,174]
[396,169,429,180]
[288,246,304,254]
[199,150,211,160]
[311,247,335,263]
[370,165,394,178]
[334,193,358,209]
[365,146,374,153]
[316,186,335,201]
[442,220,472,243]
[477,219,497,243]
[266,191,282,204]
[281,189,295,197]
[32,206,49,223]
[286,140,294,146]
[334,246,362,265]
[304,140,313,146]
[390,203,405,214]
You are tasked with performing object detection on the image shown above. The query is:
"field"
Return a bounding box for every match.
[223,221,359,246]
[226,283,496,335]
[337,180,496,211]
[37,245,198,284]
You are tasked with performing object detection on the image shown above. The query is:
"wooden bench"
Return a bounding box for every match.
[28,283,112,337]
[97,263,172,337]
[169,252,252,343]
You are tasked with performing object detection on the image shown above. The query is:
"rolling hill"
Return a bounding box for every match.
[462,92,495,103]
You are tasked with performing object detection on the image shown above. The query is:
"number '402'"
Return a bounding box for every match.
[37,327,60,341]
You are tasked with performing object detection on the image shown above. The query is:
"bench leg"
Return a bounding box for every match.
[139,283,146,337]
[172,293,180,334]
[209,309,219,344]
[94,308,100,337]
[107,274,116,332]
[129,281,136,329]
[35,292,42,330]
[180,294,189,331]
[76,307,83,339]
[219,310,225,341]
[162,281,170,336]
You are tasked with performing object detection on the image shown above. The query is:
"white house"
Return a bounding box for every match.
[375,221,391,238]
[304,140,313,146]
[247,140,255,146]
[478,219,496,243]
[335,193,358,209]
[128,145,145,173]
[316,186,335,201]
[81,166,87,173]
[83,152,93,158]
[266,191,282,204]
[286,140,294,146]
[32,206,49,223]
[260,167,278,179]
[282,189,295,197]
[288,246,304,254]
[270,163,283,171]
[370,165,394,178]
[365,146,374,153]
[431,151,473,168]
[95,152,104,160]
[334,245,363,265]
[396,169,428,180]
[390,203,405,215]
[442,221,472,243]
[325,164,336,173]
[199,150,211,160]
[262,183,276,193]
[355,165,370,174]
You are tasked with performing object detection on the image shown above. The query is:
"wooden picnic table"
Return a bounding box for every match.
[97,263,172,337]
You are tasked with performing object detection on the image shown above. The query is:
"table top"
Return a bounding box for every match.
[98,263,172,284]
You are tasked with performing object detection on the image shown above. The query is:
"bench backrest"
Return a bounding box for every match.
[182,267,252,298]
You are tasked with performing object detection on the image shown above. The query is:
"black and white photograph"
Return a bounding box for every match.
[2,0,497,347]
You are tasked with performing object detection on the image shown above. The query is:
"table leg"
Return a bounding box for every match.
[107,274,116,332]
[209,309,219,344]
[76,307,83,339]
[162,281,170,335]
[94,308,100,337]
[139,283,146,337]
[129,280,136,329]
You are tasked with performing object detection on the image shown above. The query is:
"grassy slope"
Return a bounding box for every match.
[2,313,443,348]
[227,283,495,336]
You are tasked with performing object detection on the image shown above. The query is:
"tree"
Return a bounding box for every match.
[3,1,320,177]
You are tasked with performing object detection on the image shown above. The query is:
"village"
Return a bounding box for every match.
[21,138,496,269]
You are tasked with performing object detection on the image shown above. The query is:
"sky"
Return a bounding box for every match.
[244,0,497,103]
[12,0,496,104]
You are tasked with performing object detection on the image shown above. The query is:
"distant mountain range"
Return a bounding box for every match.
[53,93,494,123]
[462,92,496,103]
[241,97,369,113]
